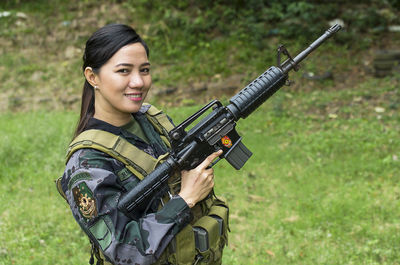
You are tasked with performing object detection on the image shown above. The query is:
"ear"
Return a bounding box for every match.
[84,67,99,88]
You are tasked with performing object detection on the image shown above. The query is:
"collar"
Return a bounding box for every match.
[85,107,148,135]
[84,111,167,158]
[85,117,124,136]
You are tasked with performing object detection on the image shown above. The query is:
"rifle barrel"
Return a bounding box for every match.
[281,24,342,74]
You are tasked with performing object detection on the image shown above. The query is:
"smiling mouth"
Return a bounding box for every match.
[125,93,142,101]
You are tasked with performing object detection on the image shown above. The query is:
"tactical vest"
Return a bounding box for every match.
[56,104,229,265]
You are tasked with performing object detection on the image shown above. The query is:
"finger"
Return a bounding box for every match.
[201,170,213,179]
[204,172,214,180]
[197,150,223,170]
[203,168,214,176]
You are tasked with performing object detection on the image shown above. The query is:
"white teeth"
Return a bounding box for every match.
[126,94,141,98]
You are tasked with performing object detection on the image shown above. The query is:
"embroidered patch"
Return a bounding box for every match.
[221,135,233,148]
[68,172,92,190]
[89,217,112,251]
[117,167,131,182]
[72,182,97,221]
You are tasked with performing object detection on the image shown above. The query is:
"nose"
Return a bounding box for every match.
[128,72,144,89]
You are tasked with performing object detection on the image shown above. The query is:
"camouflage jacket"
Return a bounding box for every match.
[60,115,193,265]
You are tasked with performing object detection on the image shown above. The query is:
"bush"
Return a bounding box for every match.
[128,0,399,44]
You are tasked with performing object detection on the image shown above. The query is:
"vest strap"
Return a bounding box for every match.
[65,104,175,180]
[143,103,174,148]
[67,129,170,180]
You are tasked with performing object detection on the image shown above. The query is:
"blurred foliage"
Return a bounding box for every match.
[2,0,399,43]
[0,0,399,110]
[111,0,400,78]
[126,0,400,45]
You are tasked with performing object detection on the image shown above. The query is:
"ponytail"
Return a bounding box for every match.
[73,80,95,139]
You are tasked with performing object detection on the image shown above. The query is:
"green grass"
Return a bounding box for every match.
[0,75,399,264]
[1,1,400,264]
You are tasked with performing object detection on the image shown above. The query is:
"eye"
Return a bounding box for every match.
[141,67,150,74]
[117,68,130,74]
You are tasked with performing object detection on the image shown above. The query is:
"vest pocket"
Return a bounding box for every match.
[208,204,229,236]
[174,224,196,264]
[192,203,229,264]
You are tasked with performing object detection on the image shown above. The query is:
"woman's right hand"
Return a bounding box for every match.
[178,150,223,208]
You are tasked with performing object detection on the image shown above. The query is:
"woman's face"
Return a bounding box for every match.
[93,42,151,121]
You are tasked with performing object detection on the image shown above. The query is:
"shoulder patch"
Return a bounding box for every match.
[117,167,131,182]
[68,172,92,190]
[72,182,97,221]
[89,217,112,251]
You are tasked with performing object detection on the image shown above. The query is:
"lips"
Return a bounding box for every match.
[125,93,142,101]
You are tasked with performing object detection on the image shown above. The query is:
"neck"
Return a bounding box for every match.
[93,107,133,127]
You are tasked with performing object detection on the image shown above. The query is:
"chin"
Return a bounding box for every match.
[126,104,143,114]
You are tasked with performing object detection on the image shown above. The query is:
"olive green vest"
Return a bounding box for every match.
[57,104,229,265]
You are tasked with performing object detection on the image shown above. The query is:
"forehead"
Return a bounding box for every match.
[108,43,148,65]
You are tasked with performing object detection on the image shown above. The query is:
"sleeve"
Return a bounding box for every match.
[62,149,192,265]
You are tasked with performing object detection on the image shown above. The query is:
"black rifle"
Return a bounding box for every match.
[118,24,342,215]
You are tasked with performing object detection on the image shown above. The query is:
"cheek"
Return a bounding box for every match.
[106,78,130,93]
[145,77,152,89]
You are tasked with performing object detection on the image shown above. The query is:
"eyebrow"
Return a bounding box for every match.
[115,62,151,67]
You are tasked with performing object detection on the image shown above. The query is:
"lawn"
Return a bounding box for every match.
[0,74,399,264]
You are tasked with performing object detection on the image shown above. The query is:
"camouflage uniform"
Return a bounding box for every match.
[60,107,195,265]
[59,106,228,265]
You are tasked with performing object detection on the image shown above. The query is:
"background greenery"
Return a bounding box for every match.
[0,0,399,264]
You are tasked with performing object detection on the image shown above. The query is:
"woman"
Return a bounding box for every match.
[57,24,229,265]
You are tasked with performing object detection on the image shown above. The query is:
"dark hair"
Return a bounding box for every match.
[73,24,149,139]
